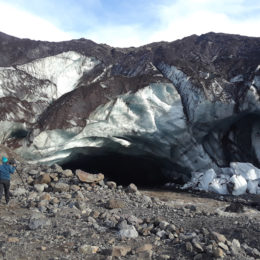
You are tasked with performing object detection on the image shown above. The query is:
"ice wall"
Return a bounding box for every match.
[18,82,214,180]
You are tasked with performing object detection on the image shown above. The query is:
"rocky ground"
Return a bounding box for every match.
[0,161,259,260]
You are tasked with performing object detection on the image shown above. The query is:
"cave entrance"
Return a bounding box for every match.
[61,152,170,187]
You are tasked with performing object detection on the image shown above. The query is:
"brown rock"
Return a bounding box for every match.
[79,244,99,254]
[38,200,49,207]
[62,169,74,178]
[51,197,59,204]
[136,244,153,253]
[137,251,152,260]
[27,176,34,185]
[76,169,104,183]
[112,246,131,257]
[106,181,117,189]
[186,242,193,252]
[106,199,125,209]
[126,183,138,193]
[91,210,100,219]
[8,237,19,243]
[218,242,229,251]
[50,172,58,181]
[213,247,225,258]
[70,185,80,191]
[34,173,51,184]
[52,164,63,173]
[192,239,204,252]
[40,193,51,201]
[53,182,70,192]
[211,232,227,243]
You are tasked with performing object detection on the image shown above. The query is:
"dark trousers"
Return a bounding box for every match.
[0,179,10,203]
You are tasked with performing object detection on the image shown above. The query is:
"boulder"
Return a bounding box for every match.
[34,173,51,184]
[34,184,48,193]
[211,232,227,243]
[12,187,28,196]
[70,185,80,191]
[126,183,138,193]
[39,193,51,201]
[106,199,125,209]
[106,181,117,189]
[112,246,131,257]
[53,182,70,192]
[28,170,38,176]
[51,164,63,173]
[62,169,74,178]
[79,244,99,254]
[136,244,153,253]
[213,247,225,258]
[76,169,104,183]
[119,225,139,239]
[8,237,19,243]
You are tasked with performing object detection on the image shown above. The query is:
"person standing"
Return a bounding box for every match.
[0,157,16,204]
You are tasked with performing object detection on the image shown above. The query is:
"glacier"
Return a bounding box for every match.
[0,51,100,145]
[17,51,100,98]
[16,62,260,192]
[18,81,215,184]
[1,32,260,194]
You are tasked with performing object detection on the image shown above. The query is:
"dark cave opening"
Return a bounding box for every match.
[61,152,171,187]
[9,129,28,139]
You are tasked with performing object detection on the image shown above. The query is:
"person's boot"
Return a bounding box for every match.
[6,199,9,205]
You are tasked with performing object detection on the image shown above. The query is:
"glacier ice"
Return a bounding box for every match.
[18,82,213,181]
[2,55,259,195]
[181,162,260,195]
[0,67,56,102]
[229,175,247,196]
[18,64,260,192]
[17,51,100,98]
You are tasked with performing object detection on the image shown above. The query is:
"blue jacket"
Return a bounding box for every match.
[0,163,15,180]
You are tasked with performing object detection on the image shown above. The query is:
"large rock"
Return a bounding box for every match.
[112,246,131,257]
[106,199,125,209]
[34,184,48,193]
[76,170,104,183]
[79,244,99,254]
[53,182,70,192]
[119,225,139,239]
[34,173,51,184]
[12,187,28,196]
[62,169,74,178]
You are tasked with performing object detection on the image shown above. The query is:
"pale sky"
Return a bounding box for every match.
[0,0,259,47]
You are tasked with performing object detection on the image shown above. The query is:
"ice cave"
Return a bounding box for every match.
[60,152,171,186]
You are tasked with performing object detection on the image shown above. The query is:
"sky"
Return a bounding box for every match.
[0,0,259,47]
